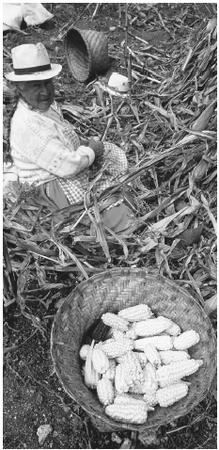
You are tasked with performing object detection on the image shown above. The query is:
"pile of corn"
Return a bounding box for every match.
[79,304,203,424]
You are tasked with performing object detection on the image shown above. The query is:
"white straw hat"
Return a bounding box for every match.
[5,43,62,82]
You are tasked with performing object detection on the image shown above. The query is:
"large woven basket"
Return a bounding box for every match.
[64,27,110,82]
[51,268,216,434]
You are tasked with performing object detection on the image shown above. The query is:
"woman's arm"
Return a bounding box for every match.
[41,138,95,178]
[12,115,96,178]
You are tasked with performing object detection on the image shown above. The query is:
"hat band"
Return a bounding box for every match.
[14,64,51,75]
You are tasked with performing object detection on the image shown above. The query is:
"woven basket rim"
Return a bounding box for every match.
[51,268,213,317]
[64,28,91,82]
[64,26,109,82]
[50,268,216,432]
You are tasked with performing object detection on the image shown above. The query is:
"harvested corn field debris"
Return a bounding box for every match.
[3,4,216,449]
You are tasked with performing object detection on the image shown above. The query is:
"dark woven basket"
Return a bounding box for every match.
[64,27,110,82]
[51,269,216,434]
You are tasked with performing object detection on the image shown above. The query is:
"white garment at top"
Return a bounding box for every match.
[10,99,95,186]
[3,3,53,31]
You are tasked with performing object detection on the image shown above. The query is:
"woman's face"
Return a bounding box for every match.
[16,79,55,111]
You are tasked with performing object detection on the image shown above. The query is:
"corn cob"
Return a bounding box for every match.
[125,325,138,340]
[114,392,153,407]
[79,344,90,360]
[165,321,181,336]
[128,361,157,396]
[114,394,148,409]
[143,344,161,368]
[134,351,148,368]
[110,328,125,341]
[143,391,158,407]
[134,335,173,351]
[156,382,189,407]
[96,377,114,406]
[156,359,203,387]
[129,381,144,395]
[134,316,173,337]
[115,363,131,394]
[84,341,100,389]
[105,403,148,424]
[143,362,158,391]
[92,347,110,374]
[115,354,127,365]
[104,359,116,381]
[118,304,153,322]
[122,351,144,384]
[173,330,200,350]
[159,350,190,365]
[90,320,111,342]
[115,352,137,365]
[101,338,133,358]
[101,313,129,332]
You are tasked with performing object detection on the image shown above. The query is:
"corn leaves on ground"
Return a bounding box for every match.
[81,305,203,424]
[3,3,216,448]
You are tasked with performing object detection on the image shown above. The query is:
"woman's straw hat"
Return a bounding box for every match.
[64,27,111,83]
[5,43,62,82]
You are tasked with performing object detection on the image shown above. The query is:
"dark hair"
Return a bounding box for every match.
[3,92,20,163]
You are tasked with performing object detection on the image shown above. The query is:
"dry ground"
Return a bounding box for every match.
[3,3,217,449]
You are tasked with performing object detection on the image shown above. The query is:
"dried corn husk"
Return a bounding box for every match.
[84,340,100,389]
[191,100,216,131]
[192,159,209,182]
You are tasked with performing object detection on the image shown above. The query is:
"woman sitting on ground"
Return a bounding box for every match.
[5,42,135,233]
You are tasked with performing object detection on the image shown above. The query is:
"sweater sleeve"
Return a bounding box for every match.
[11,111,95,178]
[37,138,95,178]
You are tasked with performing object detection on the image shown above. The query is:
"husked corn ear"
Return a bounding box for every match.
[165,321,181,336]
[115,354,127,365]
[114,394,148,409]
[90,320,111,342]
[118,304,153,322]
[129,381,144,394]
[105,403,148,424]
[156,359,203,387]
[144,344,161,368]
[173,330,200,350]
[134,316,173,337]
[96,377,114,406]
[135,352,148,368]
[143,362,158,393]
[101,313,129,332]
[104,359,116,381]
[122,351,144,384]
[128,362,158,396]
[101,338,133,358]
[115,363,131,394]
[79,344,90,360]
[135,335,173,351]
[143,391,158,407]
[156,382,188,407]
[110,329,125,341]
[125,325,137,340]
[159,350,190,365]
[92,347,110,374]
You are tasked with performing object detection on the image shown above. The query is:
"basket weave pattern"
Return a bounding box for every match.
[64,27,110,82]
[51,269,216,433]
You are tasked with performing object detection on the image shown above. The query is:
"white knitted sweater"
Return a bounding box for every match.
[10,99,95,186]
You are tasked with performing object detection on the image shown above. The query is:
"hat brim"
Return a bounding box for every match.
[5,63,62,82]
